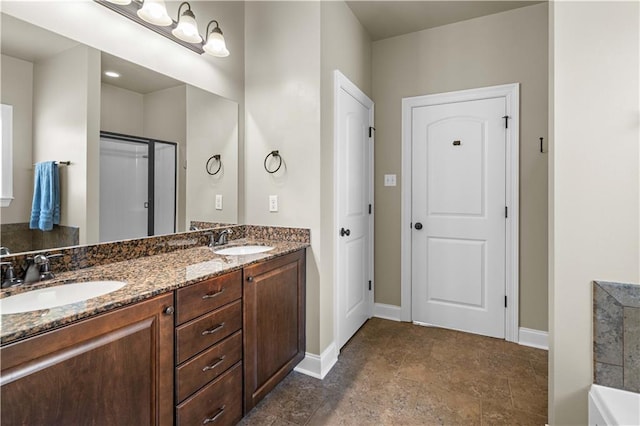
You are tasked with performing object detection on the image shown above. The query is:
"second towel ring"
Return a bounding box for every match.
[206,154,222,175]
[264,150,282,174]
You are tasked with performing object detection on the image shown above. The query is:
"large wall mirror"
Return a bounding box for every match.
[0,13,239,256]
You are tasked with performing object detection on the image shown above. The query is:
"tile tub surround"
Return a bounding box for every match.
[593,281,640,392]
[0,237,309,345]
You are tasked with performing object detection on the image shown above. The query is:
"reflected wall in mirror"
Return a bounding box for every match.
[0,13,238,256]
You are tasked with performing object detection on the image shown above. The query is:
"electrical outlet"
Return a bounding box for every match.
[215,194,223,210]
[269,195,278,212]
[384,174,397,187]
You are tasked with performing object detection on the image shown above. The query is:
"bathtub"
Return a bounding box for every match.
[589,384,640,425]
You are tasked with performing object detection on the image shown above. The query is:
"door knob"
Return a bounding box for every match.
[414,222,423,230]
[340,228,351,237]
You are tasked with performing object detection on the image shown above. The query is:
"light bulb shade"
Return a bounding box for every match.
[172,9,202,43]
[105,0,131,5]
[137,0,172,26]
[203,27,229,57]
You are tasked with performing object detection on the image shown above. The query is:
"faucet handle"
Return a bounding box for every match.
[1,261,22,288]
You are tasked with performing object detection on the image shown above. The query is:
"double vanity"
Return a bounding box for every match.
[0,225,308,426]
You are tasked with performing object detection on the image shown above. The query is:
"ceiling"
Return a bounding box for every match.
[100,53,182,94]
[1,13,181,94]
[346,1,544,41]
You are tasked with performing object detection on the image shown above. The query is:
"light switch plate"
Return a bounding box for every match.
[269,195,278,212]
[384,174,397,187]
[215,194,223,210]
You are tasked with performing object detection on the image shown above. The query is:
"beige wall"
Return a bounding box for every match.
[100,83,144,136]
[245,1,322,353]
[372,3,549,331]
[33,45,101,245]
[320,1,372,351]
[244,1,370,356]
[549,2,640,424]
[0,55,33,225]
[186,85,238,226]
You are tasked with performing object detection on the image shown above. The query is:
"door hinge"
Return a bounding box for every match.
[505,296,508,308]
[505,206,508,218]
[369,204,372,214]
[502,115,509,129]
[368,280,372,291]
[369,126,376,138]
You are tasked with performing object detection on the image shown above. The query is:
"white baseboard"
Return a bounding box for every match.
[294,342,338,379]
[373,303,401,322]
[518,327,548,350]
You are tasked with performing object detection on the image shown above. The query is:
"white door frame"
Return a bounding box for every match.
[400,83,519,343]
[333,70,375,351]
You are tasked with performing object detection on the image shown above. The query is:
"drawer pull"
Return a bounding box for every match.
[202,288,225,300]
[203,406,225,424]
[201,323,225,336]
[202,356,226,372]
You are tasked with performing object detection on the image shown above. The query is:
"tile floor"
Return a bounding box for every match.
[239,318,548,425]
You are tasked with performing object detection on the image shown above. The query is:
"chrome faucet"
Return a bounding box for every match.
[214,229,233,246]
[23,253,62,284]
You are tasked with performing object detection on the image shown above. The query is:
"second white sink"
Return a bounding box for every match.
[214,245,274,256]
[0,281,127,315]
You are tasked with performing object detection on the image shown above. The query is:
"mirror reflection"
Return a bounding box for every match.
[0,13,239,256]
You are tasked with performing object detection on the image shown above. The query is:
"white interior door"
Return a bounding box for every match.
[335,71,374,350]
[411,97,506,338]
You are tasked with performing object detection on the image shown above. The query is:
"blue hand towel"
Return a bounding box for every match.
[29,161,60,231]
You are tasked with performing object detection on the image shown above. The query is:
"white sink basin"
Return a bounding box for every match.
[214,245,274,256]
[0,281,127,315]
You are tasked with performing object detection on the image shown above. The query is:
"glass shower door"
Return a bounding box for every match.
[99,138,149,243]
[99,133,177,243]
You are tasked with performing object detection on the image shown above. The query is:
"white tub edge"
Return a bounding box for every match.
[589,384,640,426]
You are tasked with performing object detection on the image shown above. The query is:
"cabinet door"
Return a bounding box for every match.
[243,249,306,412]
[0,293,174,426]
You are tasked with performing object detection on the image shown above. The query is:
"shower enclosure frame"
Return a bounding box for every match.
[100,130,177,238]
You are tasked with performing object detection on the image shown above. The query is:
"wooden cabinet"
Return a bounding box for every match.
[0,248,307,425]
[175,270,243,426]
[0,293,174,426]
[243,249,306,412]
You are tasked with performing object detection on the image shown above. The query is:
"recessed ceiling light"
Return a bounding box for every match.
[104,71,120,78]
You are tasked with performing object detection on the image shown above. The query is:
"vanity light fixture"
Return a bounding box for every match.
[172,2,202,44]
[96,0,229,57]
[137,0,172,26]
[203,20,229,58]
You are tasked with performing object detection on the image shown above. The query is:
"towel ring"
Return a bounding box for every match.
[264,150,282,174]
[206,154,222,176]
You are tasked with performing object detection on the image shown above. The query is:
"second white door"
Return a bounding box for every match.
[411,97,506,338]
[335,71,373,350]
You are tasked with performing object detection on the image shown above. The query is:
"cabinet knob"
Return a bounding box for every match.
[247,276,254,282]
[163,306,175,315]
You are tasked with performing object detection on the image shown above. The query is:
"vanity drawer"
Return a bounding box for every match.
[176,331,242,403]
[176,362,243,426]
[176,300,242,364]
[176,270,242,325]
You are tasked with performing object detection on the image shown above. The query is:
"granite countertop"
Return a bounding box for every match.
[0,239,308,345]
